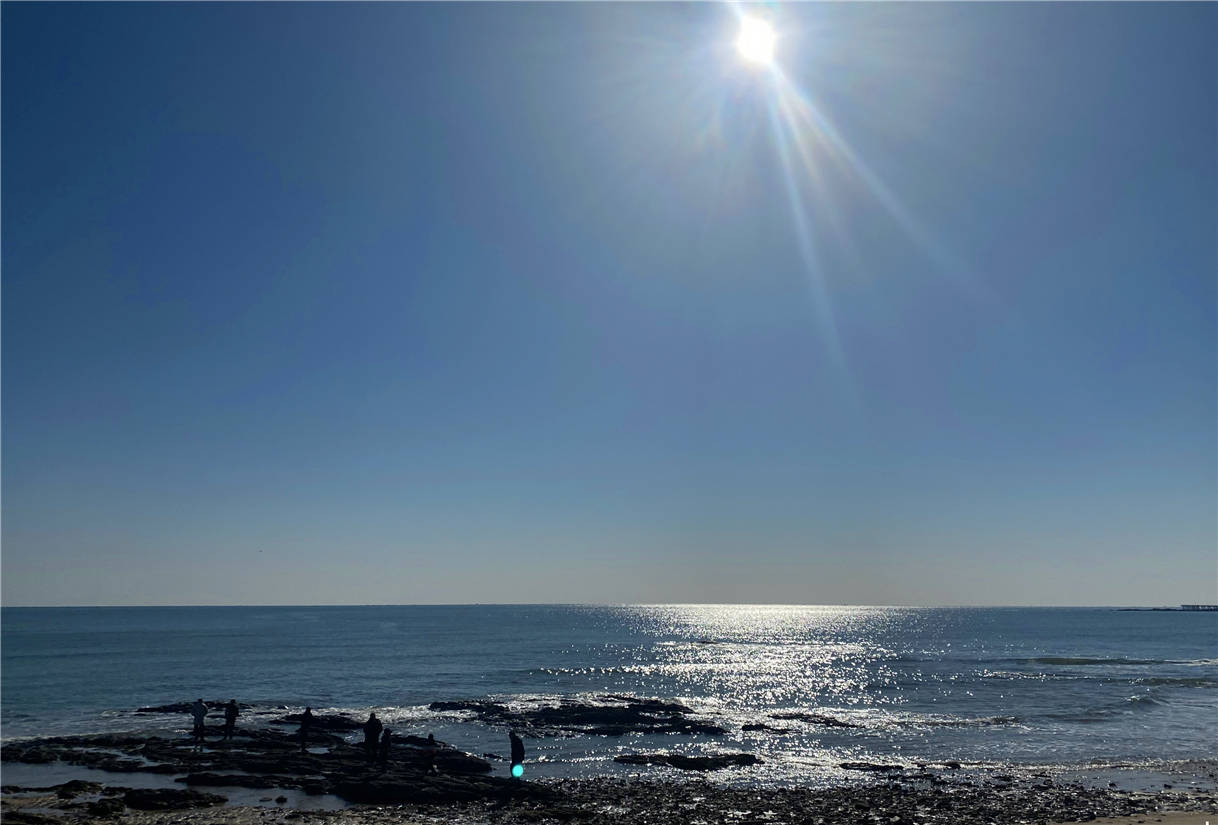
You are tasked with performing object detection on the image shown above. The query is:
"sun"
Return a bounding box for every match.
[736,16,776,66]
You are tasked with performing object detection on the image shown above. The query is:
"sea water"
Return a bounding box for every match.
[2,605,1215,786]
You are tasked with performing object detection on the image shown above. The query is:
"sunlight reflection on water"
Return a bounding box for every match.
[616,604,907,710]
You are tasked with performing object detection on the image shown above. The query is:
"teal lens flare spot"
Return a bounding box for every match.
[511,763,524,778]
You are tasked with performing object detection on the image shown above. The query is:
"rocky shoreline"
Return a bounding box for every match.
[3,700,1216,825]
[3,771,1217,825]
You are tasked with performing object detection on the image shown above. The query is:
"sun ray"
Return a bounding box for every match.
[765,93,848,373]
[769,65,974,292]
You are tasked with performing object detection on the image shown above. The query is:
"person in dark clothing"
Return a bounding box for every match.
[362,713,383,761]
[223,700,239,741]
[377,729,392,767]
[509,730,525,778]
[424,733,438,775]
[190,699,208,743]
[298,707,314,752]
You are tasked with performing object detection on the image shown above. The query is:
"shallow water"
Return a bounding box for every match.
[0,762,349,810]
[3,605,1215,785]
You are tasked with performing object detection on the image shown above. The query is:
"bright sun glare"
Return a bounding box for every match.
[736,17,776,66]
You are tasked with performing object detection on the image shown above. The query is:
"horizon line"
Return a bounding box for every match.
[2,602,1207,610]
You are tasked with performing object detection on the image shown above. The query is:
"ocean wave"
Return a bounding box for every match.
[1044,693,1170,724]
[1128,676,1218,688]
[1015,657,1166,666]
[979,670,1216,688]
[892,714,1020,728]
[978,670,1079,681]
[755,707,1021,731]
[1007,656,1218,667]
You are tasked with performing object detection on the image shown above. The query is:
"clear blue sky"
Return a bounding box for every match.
[3,3,1214,606]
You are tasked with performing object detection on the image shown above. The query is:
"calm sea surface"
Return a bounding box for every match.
[2,605,1215,785]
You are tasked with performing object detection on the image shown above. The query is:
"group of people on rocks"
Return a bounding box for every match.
[186,700,525,777]
[190,699,240,743]
[359,712,394,766]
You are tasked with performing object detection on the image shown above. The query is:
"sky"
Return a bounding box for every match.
[2,2,1214,607]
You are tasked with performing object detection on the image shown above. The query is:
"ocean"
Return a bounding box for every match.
[2,605,1215,787]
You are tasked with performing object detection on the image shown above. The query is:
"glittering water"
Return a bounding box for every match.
[2,605,1215,785]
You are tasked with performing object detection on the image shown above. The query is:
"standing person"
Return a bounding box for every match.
[298,706,314,752]
[362,713,383,762]
[190,699,208,744]
[509,730,525,778]
[376,729,392,768]
[222,700,239,741]
[424,733,438,775]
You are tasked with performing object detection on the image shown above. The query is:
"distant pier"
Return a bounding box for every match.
[1117,604,1218,612]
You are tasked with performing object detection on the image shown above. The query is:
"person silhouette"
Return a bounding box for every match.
[509,730,525,778]
[425,733,438,775]
[190,699,208,743]
[377,728,392,767]
[362,713,383,762]
[298,707,314,752]
[223,700,239,741]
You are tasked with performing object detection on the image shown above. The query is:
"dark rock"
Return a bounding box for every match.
[383,738,493,775]
[0,784,85,794]
[840,762,904,772]
[598,696,695,714]
[429,696,725,737]
[122,788,227,810]
[242,727,345,748]
[1,744,59,764]
[429,700,510,715]
[742,723,791,733]
[272,713,363,732]
[614,752,761,771]
[769,712,861,728]
[178,773,281,789]
[54,780,103,799]
[85,798,126,818]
